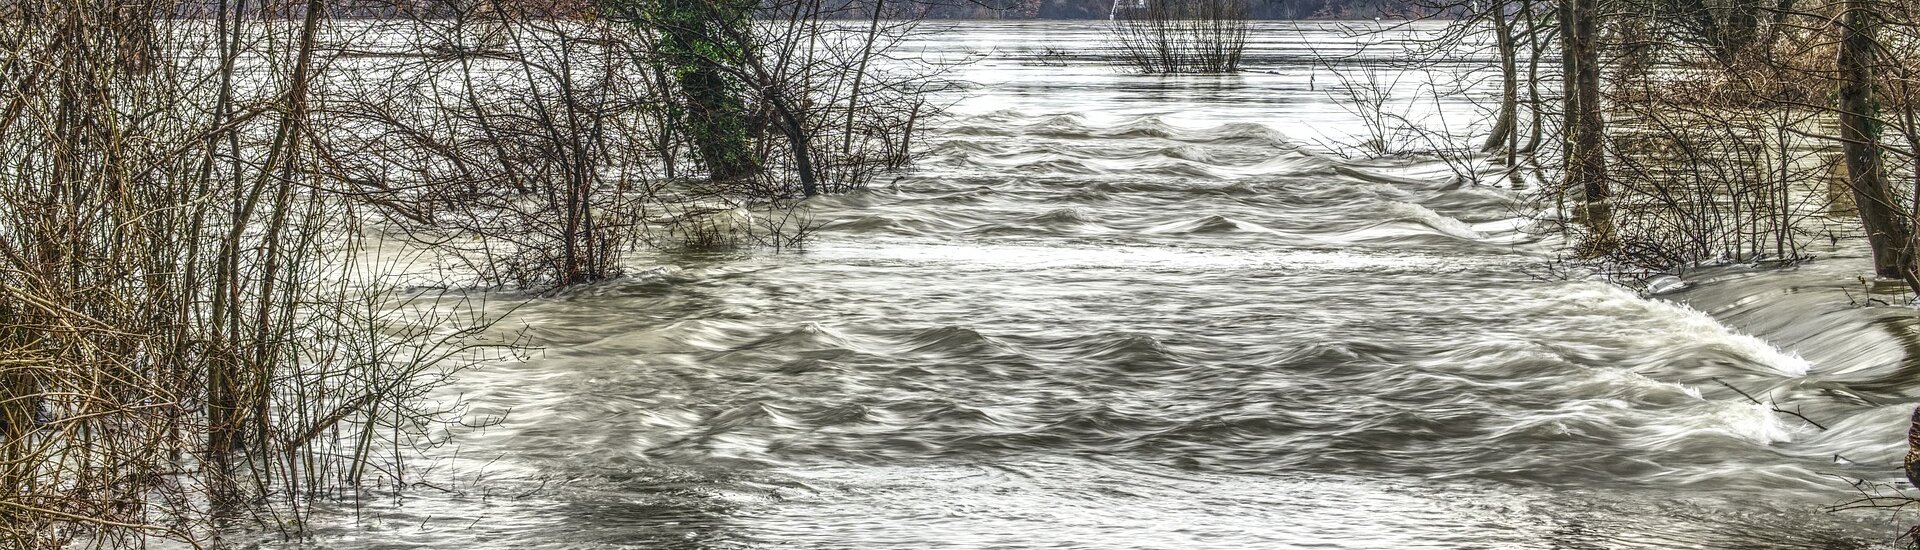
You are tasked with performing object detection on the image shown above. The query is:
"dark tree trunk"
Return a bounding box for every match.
[766,92,818,197]
[1519,0,1545,155]
[1569,0,1614,252]
[1556,0,1578,222]
[652,0,758,181]
[1483,0,1519,156]
[1837,0,1919,288]
[843,0,884,156]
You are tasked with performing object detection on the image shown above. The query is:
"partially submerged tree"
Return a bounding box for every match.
[1565,0,1614,254]
[1836,0,1919,288]
[607,0,762,182]
[1110,0,1251,73]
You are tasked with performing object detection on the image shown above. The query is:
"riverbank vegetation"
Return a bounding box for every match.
[0,0,937,545]
[0,4,519,545]
[1348,1,1920,538]
[1344,0,1920,293]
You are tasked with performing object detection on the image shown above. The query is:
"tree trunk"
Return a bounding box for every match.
[843,0,884,156]
[652,0,758,181]
[1569,0,1615,253]
[1837,0,1919,289]
[1483,0,1519,155]
[1519,0,1545,155]
[766,92,818,197]
[1556,0,1577,228]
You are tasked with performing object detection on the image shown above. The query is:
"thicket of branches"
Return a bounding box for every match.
[1109,0,1250,73]
[0,0,939,545]
[0,1,517,546]
[325,0,944,287]
[1357,0,1920,284]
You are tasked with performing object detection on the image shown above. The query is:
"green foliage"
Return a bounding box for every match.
[603,0,761,181]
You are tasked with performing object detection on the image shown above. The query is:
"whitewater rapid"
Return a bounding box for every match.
[246,21,1913,549]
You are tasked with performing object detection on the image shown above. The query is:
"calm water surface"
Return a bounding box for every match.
[276,21,1919,549]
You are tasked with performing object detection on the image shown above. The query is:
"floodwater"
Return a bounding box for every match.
[268,21,1919,549]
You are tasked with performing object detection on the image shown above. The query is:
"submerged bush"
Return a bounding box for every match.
[0,1,520,546]
[1110,0,1250,73]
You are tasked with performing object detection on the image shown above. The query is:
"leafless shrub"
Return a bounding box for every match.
[1604,104,1831,273]
[0,1,520,546]
[1109,0,1249,73]
[318,0,949,288]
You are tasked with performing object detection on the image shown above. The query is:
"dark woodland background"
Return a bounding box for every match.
[217,0,1413,22]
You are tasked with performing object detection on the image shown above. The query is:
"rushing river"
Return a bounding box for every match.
[269,21,1919,549]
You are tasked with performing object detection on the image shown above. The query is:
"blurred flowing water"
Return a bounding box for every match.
[272,21,1920,549]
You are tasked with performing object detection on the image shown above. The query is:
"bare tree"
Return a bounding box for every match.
[1110,0,1250,73]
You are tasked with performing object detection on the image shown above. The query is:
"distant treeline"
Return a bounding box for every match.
[77,0,1418,20]
[902,0,1414,19]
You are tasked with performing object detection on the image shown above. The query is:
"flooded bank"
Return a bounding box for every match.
[251,21,1910,549]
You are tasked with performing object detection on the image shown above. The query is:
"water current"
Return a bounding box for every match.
[272,21,1920,549]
